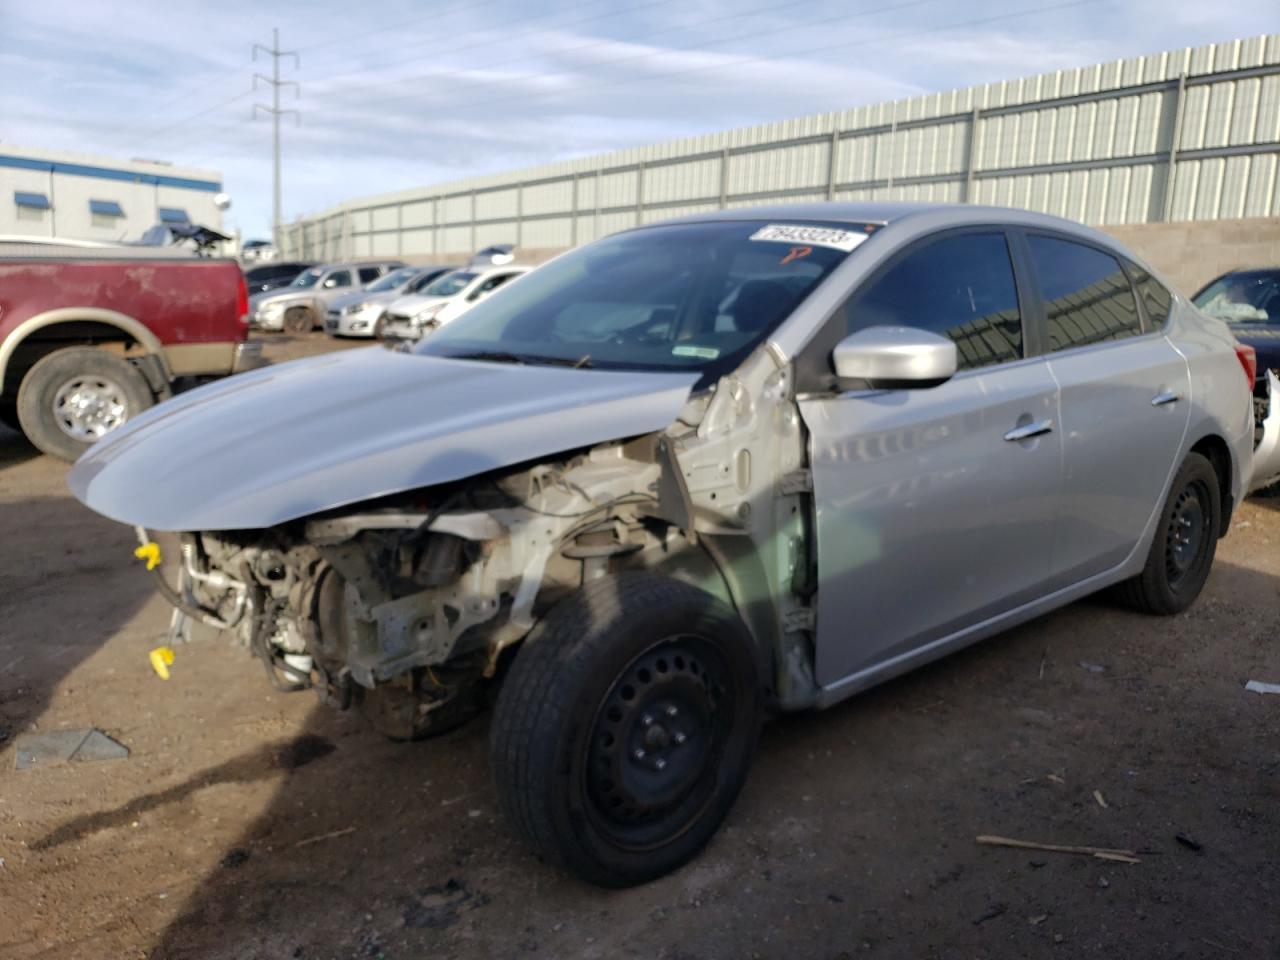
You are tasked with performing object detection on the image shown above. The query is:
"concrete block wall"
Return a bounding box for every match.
[1103,216,1280,295]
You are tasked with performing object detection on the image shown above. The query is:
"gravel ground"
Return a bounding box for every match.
[0,331,1277,960]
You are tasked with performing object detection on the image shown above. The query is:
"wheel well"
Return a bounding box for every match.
[1190,434,1233,536]
[3,322,143,399]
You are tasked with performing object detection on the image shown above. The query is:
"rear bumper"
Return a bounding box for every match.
[1249,369,1280,493]
[233,340,266,374]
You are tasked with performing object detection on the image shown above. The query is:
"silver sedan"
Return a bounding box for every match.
[69,202,1277,888]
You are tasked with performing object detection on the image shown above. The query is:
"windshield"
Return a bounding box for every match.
[416,220,872,385]
[1193,271,1280,323]
[366,267,417,292]
[422,270,476,297]
[408,268,448,292]
[291,267,323,289]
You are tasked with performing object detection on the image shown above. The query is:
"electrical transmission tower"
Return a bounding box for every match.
[253,28,300,239]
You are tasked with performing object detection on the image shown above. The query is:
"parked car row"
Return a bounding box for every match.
[242,256,537,343]
[249,260,406,333]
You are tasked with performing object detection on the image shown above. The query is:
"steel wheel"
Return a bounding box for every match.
[1164,479,1212,588]
[585,637,732,850]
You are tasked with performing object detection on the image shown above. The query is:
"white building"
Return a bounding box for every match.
[0,145,224,243]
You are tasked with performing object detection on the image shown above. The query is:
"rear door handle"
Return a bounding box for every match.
[1151,391,1181,406]
[1004,419,1054,442]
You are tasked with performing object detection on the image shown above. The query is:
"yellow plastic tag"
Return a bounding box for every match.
[149,646,175,680]
[134,542,162,571]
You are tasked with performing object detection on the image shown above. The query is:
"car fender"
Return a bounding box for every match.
[0,307,170,394]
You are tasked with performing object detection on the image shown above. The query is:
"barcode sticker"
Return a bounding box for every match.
[749,224,868,252]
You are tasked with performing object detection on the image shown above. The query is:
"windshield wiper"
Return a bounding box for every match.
[446,350,529,365]
[446,350,594,369]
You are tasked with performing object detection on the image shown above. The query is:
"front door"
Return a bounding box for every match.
[797,230,1064,687]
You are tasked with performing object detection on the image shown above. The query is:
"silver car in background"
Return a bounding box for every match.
[324,266,454,338]
[380,264,532,341]
[69,203,1272,889]
[251,260,405,333]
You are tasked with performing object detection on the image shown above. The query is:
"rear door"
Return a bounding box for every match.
[798,229,1064,687]
[1022,232,1191,587]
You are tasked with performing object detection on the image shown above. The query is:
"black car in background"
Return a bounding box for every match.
[243,260,317,296]
[1193,268,1280,373]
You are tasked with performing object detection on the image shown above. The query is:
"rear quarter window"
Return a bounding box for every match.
[1126,262,1172,329]
[1027,235,1142,351]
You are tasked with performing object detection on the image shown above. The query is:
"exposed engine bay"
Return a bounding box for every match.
[145,351,818,738]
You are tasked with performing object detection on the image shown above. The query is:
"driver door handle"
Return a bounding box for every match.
[1004,419,1054,442]
[1151,391,1181,406]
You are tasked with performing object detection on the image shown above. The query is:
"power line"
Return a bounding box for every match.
[252,28,301,236]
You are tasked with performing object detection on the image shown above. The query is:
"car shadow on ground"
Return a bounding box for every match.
[0,423,40,469]
[0,431,155,753]
[117,557,1280,960]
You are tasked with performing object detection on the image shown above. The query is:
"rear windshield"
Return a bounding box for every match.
[417,220,871,386]
[1193,271,1280,324]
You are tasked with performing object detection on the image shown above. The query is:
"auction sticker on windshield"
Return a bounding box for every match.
[749,224,869,252]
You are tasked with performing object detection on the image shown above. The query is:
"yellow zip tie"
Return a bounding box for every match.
[149,646,175,680]
[134,542,162,571]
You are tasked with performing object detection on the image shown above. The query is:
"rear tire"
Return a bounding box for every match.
[15,348,154,461]
[490,573,761,887]
[1117,452,1220,615]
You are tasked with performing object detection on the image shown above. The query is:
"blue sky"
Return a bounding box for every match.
[1,0,1274,239]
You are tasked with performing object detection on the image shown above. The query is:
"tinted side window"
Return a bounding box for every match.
[1126,262,1172,329]
[358,266,381,283]
[846,232,1023,371]
[1028,236,1142,350]
[327,270,352,288]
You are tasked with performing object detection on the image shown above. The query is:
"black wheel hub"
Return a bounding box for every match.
[587,639,727,837]
[1165,480,1209,585]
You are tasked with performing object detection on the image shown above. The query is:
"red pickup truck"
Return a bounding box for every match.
[0,241,257,460]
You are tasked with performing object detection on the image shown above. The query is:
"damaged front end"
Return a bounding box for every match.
[146,447,673,737]
[122,346,815,740]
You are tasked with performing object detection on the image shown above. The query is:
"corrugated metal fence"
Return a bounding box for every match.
[279,34,1280,262]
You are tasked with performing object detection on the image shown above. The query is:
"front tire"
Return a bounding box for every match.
[283,305,314,334]
[490,573,761,887]
[15,348,154,461]
[1117,452,1220,615]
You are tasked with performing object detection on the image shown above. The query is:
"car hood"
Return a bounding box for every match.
[68,347,698,532]
[329,289,397,311]
[1229,323,1280,342]
[252,288,314,310]
[387,293,450,315]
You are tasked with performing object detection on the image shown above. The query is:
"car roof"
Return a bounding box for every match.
[659,201,1111,241]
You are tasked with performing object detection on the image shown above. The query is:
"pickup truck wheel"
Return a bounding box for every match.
[16,347,154,461]
[1117,452,1220,615]
[490,572,761,887]
[283,306,314,334]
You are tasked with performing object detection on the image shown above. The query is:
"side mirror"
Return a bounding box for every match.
[832,326,957,389]
[323,278,338,288]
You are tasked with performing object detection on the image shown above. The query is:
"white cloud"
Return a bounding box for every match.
[2,0,1274,237]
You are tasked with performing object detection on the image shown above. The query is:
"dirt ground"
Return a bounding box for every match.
[1,331,1277,960]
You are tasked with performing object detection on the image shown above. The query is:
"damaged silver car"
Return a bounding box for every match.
[69,203,1270,887]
